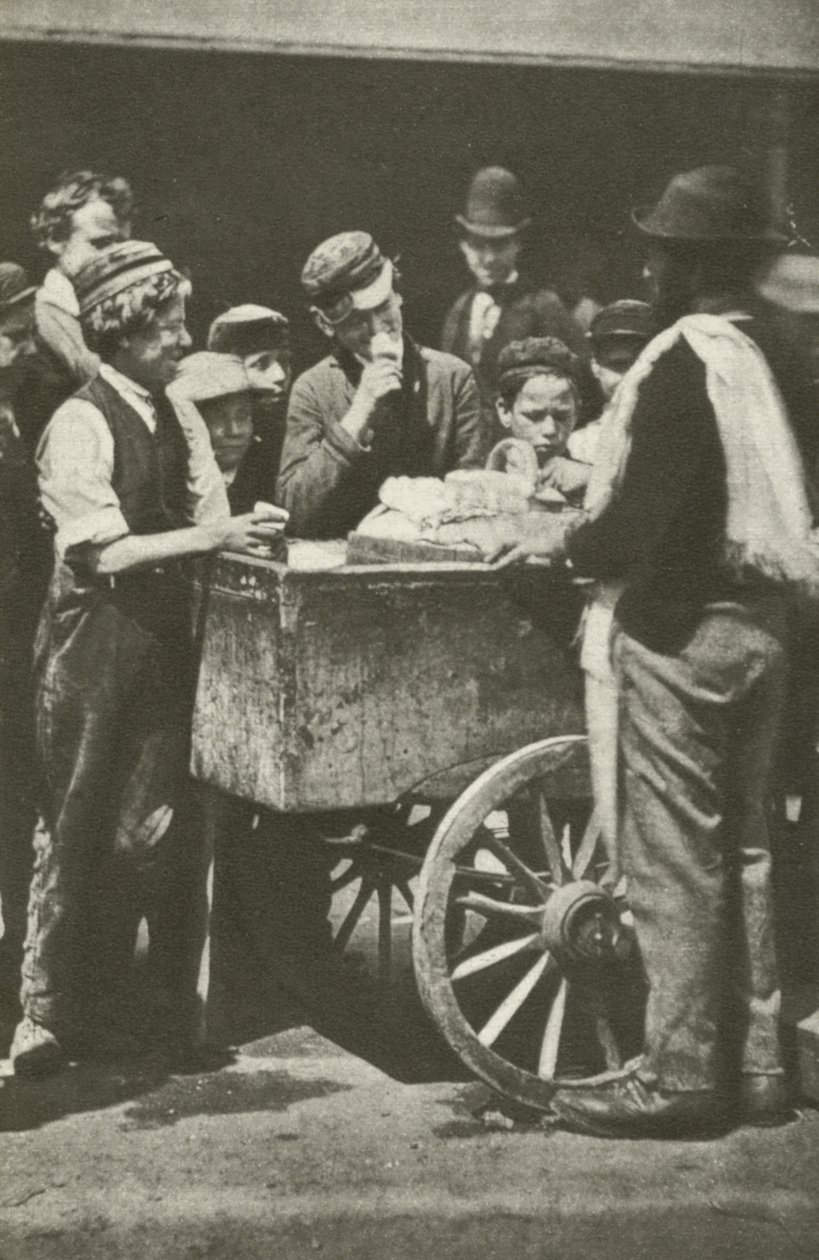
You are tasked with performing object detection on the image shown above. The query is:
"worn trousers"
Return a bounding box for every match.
[613,595,789,1093]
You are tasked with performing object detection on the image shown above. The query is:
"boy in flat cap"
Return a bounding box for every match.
[207,304,292,505]
[277,231,485,538]
[170,350,259,511]
[12,241,287,1075]
[442,167,594,437]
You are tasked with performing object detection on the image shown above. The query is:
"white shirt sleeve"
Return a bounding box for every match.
[37,399,131,556]
[169,396,231,524]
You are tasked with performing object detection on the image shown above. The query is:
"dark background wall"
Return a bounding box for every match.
[1,41,817,369]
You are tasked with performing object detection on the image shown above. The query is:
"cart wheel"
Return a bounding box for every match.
[329,803,444,988]
[413,736,643,1111]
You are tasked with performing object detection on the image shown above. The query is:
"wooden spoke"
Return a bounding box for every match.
[451,932,541,981]
[397,881,415,913]
[452,866,517,889]
[595,1012,623,1071]
[483,835,549,902]
[538,976,568,1079]
[571,808,602,880]
[537,793,569,886]
[330,863,363,894]
[333,878,375,952]
[477,952,553,1047]
[454,892,544,926]
[377,881,393,986]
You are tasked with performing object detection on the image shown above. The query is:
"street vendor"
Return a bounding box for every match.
[207,304,292,497]
[0,264,46,1023]
[496,166,819,1137]
[11,240,288,1077]
[441,167,599,437]
[276,231,486,538]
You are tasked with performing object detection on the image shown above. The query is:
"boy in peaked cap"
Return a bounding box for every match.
[277,231,486,538]
[207,304,293,500]
[12,241,287,1077]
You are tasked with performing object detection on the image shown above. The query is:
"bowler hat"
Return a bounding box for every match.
[455,167,531,239]
[632,166,786,242]
[0,262,36,314]
[302,232,394,323]
[756,254,819,314]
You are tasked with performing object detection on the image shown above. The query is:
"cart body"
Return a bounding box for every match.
[191,543,584,812]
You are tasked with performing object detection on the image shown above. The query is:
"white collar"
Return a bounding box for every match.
[99,361,154,402]
[40,267,80,317]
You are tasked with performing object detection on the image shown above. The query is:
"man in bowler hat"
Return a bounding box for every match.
[496,166,819,1137]
[441,167,591,433]
[277,231,485,538]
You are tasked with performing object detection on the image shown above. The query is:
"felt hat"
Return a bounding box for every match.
[0,262,36,315]
[631,166,786,242]
[301,232,394,323]
[74,240,175,316]
[455,167,531,239]
[497,336,580,390]
[589,299,654,344]
[173,351,250,402]
[756,254,819,314]
[207,304,290,356]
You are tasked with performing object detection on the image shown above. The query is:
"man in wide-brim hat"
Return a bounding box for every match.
[277,230,485,538]
[441,166,593,436]
[494,165,819,1137]
[11,240,288,1077]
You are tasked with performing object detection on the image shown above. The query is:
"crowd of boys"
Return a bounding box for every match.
[1,160,818,1141]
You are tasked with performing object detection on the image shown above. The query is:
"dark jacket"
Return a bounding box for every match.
[441,276,600,432]
[276,337,486,539]
[567,313,819,654]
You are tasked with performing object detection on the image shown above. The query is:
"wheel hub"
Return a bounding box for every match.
[541,880,626,964]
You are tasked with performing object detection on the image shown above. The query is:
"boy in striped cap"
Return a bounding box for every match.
[12,240,287,1076]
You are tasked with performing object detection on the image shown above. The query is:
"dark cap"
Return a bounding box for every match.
[756,254,819,315]
[497,336,580,393]
[0,262,36,315]
[631,165,786,242]
[301,232,394,323]
[74,240,176,316]
[589,299,654,344]
[456,167,531,239]
[208,304,290,357]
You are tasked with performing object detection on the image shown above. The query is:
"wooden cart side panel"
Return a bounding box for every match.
[191,575,291,804]
[284,573,584,809]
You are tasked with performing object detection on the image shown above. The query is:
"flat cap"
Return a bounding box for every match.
[208,304,290,357]
[74,240,175,316]
[589,299,654,343]
[173,351,250,403]
[757,254,819,315]
[497,336,580,387]
[301,231,393,323]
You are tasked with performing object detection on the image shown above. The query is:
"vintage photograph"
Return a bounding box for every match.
[0,1,818,1256]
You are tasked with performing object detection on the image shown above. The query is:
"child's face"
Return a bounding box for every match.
[200,392,254,473]
[0,311,35,370]
[496,373,577,464]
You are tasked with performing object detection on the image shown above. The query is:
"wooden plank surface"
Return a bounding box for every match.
[191,552,584,811]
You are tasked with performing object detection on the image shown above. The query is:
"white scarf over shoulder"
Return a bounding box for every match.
[584,311,819,592]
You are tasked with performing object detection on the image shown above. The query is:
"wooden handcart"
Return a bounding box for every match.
[191,543,642,1111]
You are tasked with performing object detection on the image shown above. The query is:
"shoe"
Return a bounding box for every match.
[10,1016,68,1078]
[739,1074,794,1128]
[550,1066,727,1139]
